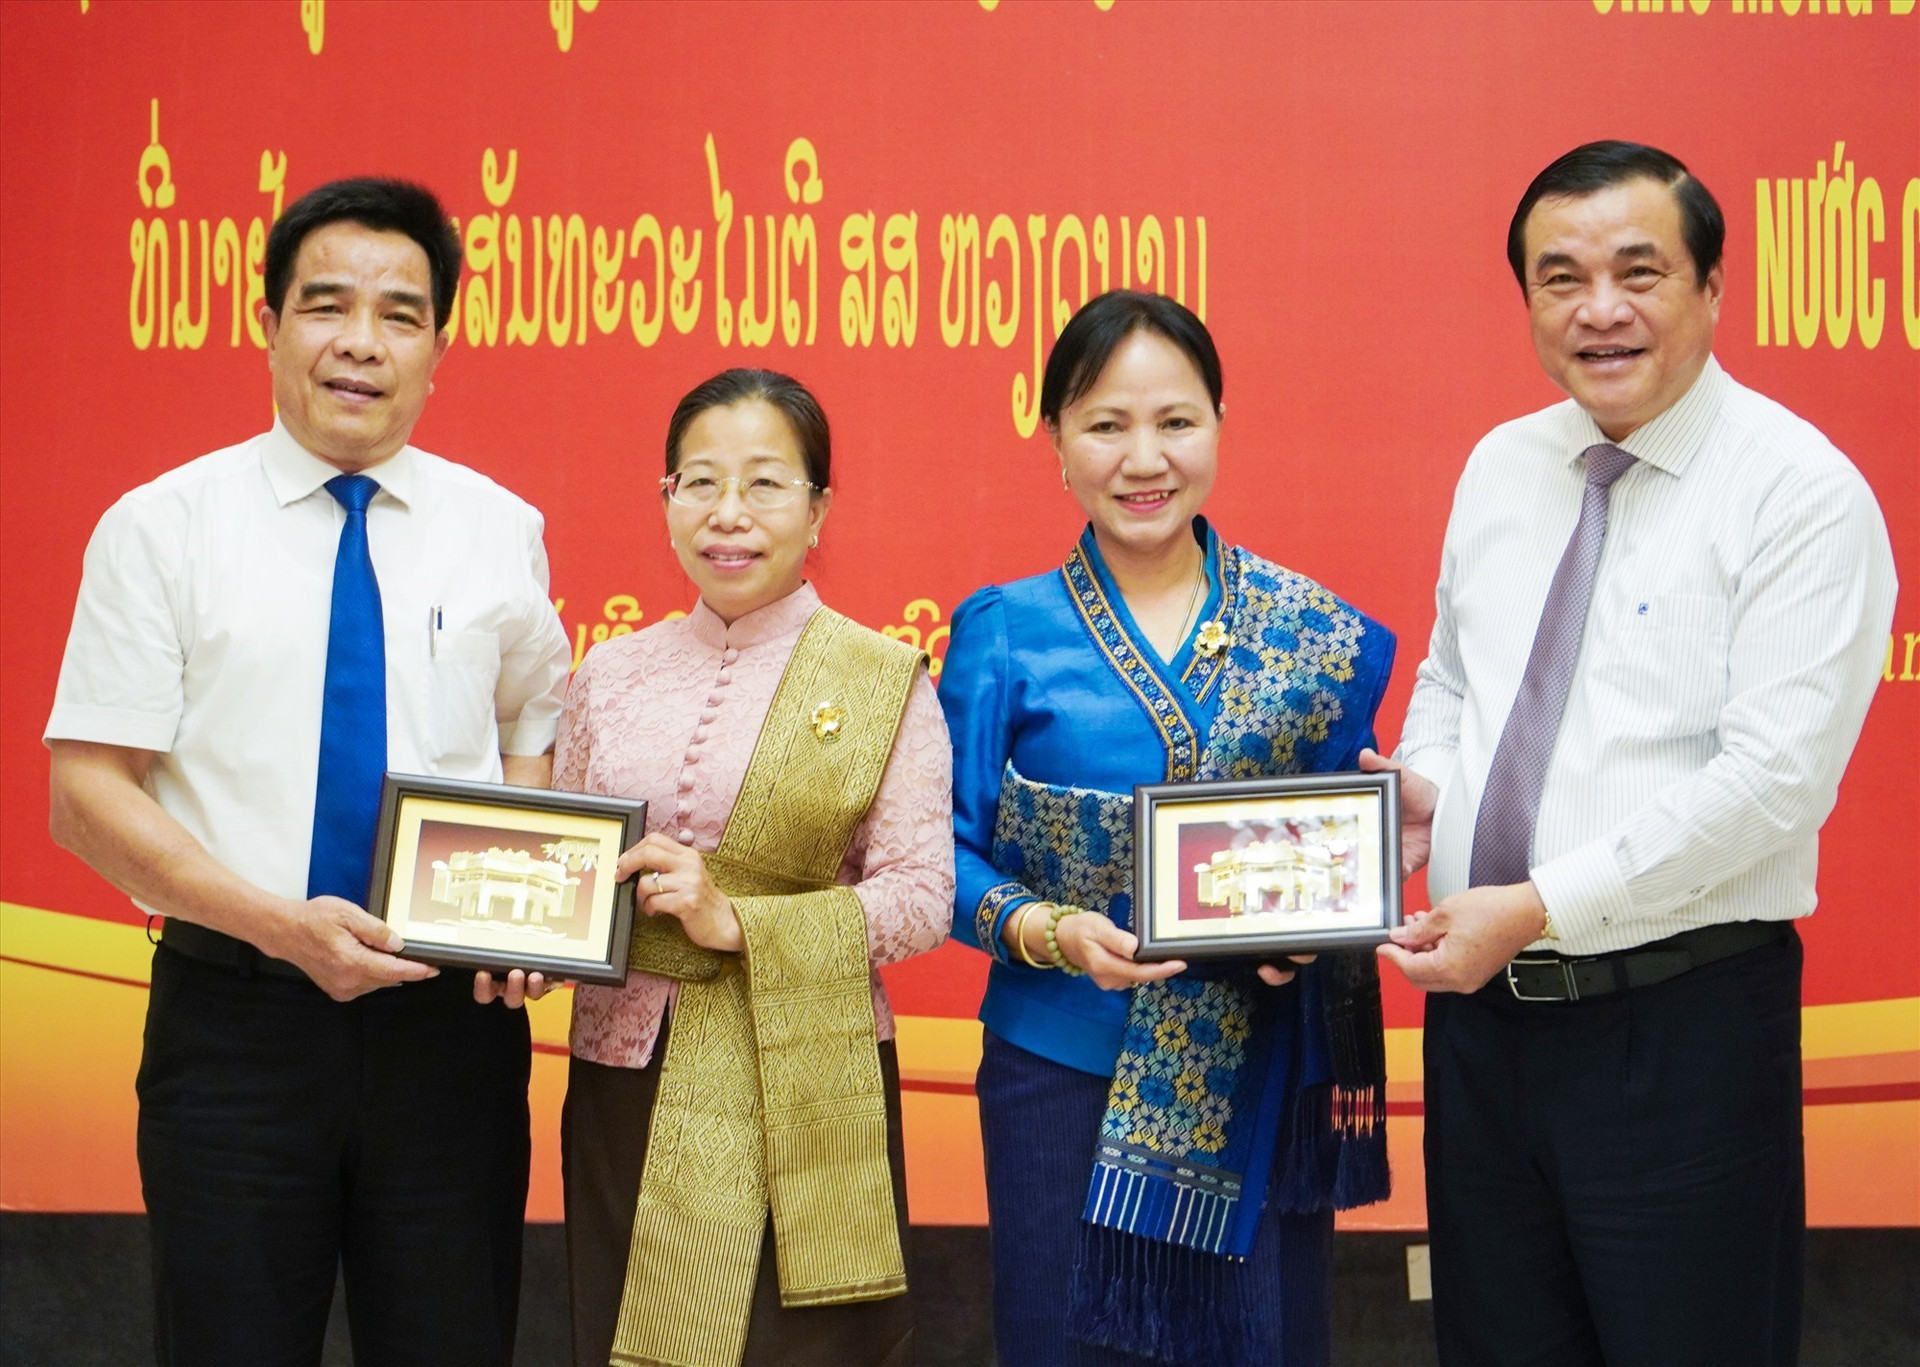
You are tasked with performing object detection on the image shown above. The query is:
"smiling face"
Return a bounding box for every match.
[1523,177,1722,442]
[664,399,829,624]
[1050,328,1220,562]
[261,220,448,472]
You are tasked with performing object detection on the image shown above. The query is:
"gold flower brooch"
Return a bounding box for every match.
[1194,620,1234,658]
[810,700,846,741]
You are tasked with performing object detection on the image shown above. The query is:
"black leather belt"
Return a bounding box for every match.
[1500,920,1789,1003]
[160,919,310,982]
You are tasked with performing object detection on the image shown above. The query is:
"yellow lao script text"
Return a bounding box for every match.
[122,117,1211,438]
[452,138,837,354]
[551,0,599,53]
[881,599,952,681]
[1756,142,1920,350]
[454,138,1209,439]
[939,208,1208,437]
[127,100,290,351]
[553,594,684,674]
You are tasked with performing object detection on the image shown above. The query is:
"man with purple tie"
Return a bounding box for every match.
[45,178,569,1367]
[1365,143,1895,1366]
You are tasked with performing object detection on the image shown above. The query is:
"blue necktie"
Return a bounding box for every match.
[307,474,387,904]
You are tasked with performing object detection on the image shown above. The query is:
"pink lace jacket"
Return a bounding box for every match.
[556,583,955,1069]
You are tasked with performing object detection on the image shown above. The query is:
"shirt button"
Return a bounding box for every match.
[677,772,694,791]
[699,709,717,724]
[693,726,709,743]
[676,827,694,843]
[683,748,699,765]
[1688,887,1706,898]
[706,693,723,707]
[723,647,740,664]
[716,667,733,685]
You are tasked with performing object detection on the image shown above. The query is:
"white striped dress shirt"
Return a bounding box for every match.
[1398,359,1898,956]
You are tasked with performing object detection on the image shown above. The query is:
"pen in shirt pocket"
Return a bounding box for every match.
[428,605,442,658]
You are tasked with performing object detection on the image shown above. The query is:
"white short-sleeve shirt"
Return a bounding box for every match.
[45,422,572,907]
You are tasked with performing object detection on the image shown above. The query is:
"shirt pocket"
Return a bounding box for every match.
[1589,592,1730,740]
[427,628,501,766]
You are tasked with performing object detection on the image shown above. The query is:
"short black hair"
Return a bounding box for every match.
[1040,290,1223,428]
[263,178,463,329]
[1507,140,1724,294]
[663,368,831,491]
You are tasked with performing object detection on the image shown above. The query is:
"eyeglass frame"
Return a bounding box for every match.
[657,472,822,511]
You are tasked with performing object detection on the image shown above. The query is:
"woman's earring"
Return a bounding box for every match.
[809,533,819,549]
[1060,469,1070,491]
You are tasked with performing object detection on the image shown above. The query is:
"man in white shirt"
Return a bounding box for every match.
[45,178,571,1367]
[1365,142,1896,1366]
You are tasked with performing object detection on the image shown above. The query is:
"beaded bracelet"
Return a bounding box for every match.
[1010,901,1050,969]
[1043,902,1088,976]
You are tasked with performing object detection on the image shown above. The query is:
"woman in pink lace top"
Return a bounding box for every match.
[556,369,953,1367]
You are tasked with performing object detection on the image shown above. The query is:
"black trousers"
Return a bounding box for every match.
[136,945,532,1367]
[1424,927,1804,1367]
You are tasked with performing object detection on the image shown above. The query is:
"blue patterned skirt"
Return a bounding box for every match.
[977,1031,1334,1367]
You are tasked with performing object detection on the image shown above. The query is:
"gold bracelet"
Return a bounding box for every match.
[1044,903,1089,977]
[1011,901,1051,969]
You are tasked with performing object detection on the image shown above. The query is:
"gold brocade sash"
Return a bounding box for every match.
[610,608,923,1367]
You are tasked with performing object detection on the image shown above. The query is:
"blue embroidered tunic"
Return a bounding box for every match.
[943,521,1396,1079]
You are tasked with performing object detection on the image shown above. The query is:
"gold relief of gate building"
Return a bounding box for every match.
[1193,817,1361,918]
[430,846,582,928]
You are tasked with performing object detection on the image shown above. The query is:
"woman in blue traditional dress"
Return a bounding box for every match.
[940,291,1396,1367]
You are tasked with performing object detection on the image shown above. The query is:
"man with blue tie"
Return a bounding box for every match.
[1364,143,1896,1366]
[45,178,571,1367]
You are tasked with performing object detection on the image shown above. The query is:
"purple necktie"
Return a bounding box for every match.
[1469,442,1636,889]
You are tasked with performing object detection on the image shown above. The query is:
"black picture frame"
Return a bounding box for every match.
[366,772,646,987]
[1132,770,1402,962]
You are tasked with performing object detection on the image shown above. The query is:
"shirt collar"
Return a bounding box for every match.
[1564,355,1725,478]
[261,419,418,509]
[686,581,822,652]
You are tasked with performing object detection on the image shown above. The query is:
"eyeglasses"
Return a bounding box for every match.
[660,473,818,512]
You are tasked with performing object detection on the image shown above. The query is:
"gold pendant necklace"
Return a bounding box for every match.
[1173,563,1206,649]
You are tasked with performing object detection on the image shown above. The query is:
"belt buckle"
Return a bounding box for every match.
[1505,955,1578,1002]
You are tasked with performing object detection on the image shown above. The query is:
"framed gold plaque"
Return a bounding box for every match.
[366,773,646,986]
[1133,771,1402,962]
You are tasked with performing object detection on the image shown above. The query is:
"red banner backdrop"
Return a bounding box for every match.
[2,0,1914,1228]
